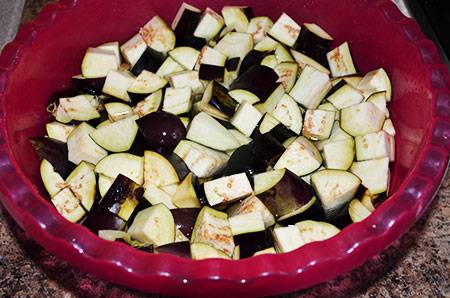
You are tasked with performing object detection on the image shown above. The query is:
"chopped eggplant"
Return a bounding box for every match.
[176,35,207,50]
[169,47,200,70]
[67,123,108,166]
[268,13,301,47]
[143,183,176,209]
[350,157,390,195]
[228,89,260,105]
[239,50,270,75]
[128,70,167,95]
[261,55,278,68]
[271,94,303,134]
[215,32,253,59]
[229,212,265,235]
[340,101,385,137]
[81,47,119,78]
[90,115,139,152]
[327,42,357,78]
[302,109,335,140]
[274,62,298,92]
[235,229,274,258]
[259,113,280,134]
[156,57,184,77]
[247,16,273,43]
[83,207,127,234]
[274,44,295,63]
[144,150,179,187]
[71,75,105,95]
[268,123,297,144]
[172,3,202,36]
[52,94,100,123]
[355,130,394,161]
[194,8,225,41]
[357,68,392,101]
[102,70,135,102]
[348,199,372,223]
[40,159,66,197]
[172,174,201,208]
[222,6,249,33]
[162,87,193,115]
[225,57,240,71]
[231,101,263,137]
[230,65,279,102]
[120,34,148,66]
[322,138,355,170]
[254,36,279,52]
[155,241,191,258]
[273,225,303,253]
[199,64,225,81]
[206,81,238,117]
[204,172,253,206]
[290,49,330,74]
[295,220,340,244]
[140,15,176,53]
[227,196,275,228]
[326,83,363,109]
[222,144,267,178]
[190,242,231,260]
[295,23,333,67]
[94,153,144,185]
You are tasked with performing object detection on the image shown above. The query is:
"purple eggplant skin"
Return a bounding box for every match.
[222,144,267,179]
[29,137,76,179]
[294,27,332,68]
[87,108,109,128]
[155,241,191,258]
[199,64,225,81]
[225,57,240,71]
[324,79,346,98]
[268,123,297,143]
[278,199,325,226]
[234,229,274,258]
[83,207,127,234]
[174,9,201,36]
[131,48,165,76]
[128,92,151,104]
[175,35,206,51]
[208,81,238,117]
[171,208,201,238]
[230,65,279,102]
[71,77,105,95]
[99,174,143,221]
[251,133,285,166]
[239,50,270,76]
[242,6,254,20]
[158,150,190,181]
[136,111,187,152]
[259,170,316,219]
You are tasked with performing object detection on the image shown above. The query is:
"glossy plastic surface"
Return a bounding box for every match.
[0,0,449,296]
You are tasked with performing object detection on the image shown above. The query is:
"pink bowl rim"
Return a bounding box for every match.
[0,0,449,295]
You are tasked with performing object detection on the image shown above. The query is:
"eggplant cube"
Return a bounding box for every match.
[356,68,392,101]
[191,206,235,256]
[143,183,176,209]
[94,153,144,185]
[140,15,176,53]
[128,203,175,246]
[97,41,121,66]
[144,151,179,187]
[272,94,303,134]
[247,16,273,43]
[327,42,357,78]
[322,138,355,170]
[174,140,229,178]
[289,65,331,109]
[162,87,193,115]
[40,159,66,197]
[295,220,340,244]
[102,70,135,101]
[229,212,265,236]
[133,91,163,117]
[227,196,276,228]
[194,8,225,40]
[302,109,336,140]
[128,70,167,94]
[204,173,253,206]
[383,119,396,136]
[156,57,184,77]
[199,46,227,66]
[81,47,119,78]
[51,188,86,223]
[274,136,322,176]
[120,34,147,66]
[58,95,100,122]
[273,225,304,253]
[350,157,390,195]
[355,131,394,161]
[340,101,385,137]
[168,71,204,95]
[104,102,133,122]
[230,101,263,137]
[214,32,254,59]
[66,162,96,212]
[222,6,249,33]
[268,13,301,47]
[90,116,139,153]
[169,47,200,70]
[326,84,364,109]
[67,123,107,165]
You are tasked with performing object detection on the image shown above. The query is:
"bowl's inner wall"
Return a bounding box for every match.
[4,0,432,201]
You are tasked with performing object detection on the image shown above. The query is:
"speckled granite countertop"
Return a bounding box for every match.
[0,1,449,297]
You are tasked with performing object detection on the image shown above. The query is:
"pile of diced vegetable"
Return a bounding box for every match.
[31,3,396,260]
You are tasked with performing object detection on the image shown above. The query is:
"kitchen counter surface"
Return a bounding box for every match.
[0,1,449,297]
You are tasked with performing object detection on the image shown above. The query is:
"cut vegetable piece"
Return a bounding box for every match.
[322,138,355,170]
[172,2,201,36]
[327,42,357,78]
[198,46,227,66]
[81,47,119,78]
[95,153,144,185]
[207,82,238,117]
[136,110,186,151]
[187,112,240,151]
[65,161,96,212]
[97,41,121,65]
[340,101,385,137]
[258,169,317,220]
[191,206,234,256]
[273,225,304,253]
[131,48,166,77]
[247,16,273,43]
[171,208,200,239]
[143,183,176,209]
[169,47,200,70]
[261,55,278,68]
[168,70,204,95]
[204,173,253,206]
[228,129,252,146]
[140,15,176,53]
[156,57,184,77]
[314,121,353,151]
[348,199,371,223]
[326,83,364,109]
[267,123,297,145]
[199,64,225,81]
[367,91,387,115]
[52,188,86,223]
[289,65,331,109]
[222,6,249,32]
[356,68,392,101]
[230,101,263,137]
[355,131,393,161]
[229,212,265,236]
[83,208,126,234]
[215,32,253,59]
[257,84,284,114]
[143,151,179,188]
[311,169,360,218]
[99,174,142,221]
[156,241,191,258]
[295,220,340,244]
[221,143,266,178]
[235,229,274,258]
[361,191,377,212]
[259,113,280,134]
[225,57,240,71]
[383,119,396,136]
[271,94,303,134]
[239,50,270,76]
[71,75,105,95]
[161,183,179,197]
[290,49,330,74]
[350,157,390,195]
[90,115,139,152]
[102,70,135,102]
[176,35,206,50]
[230,65,279,102]
[253,247,276,256]
[128,70,167,94]
[274,44,294,63]
[317,103,338,120]
[268,13,301,47]
[194,8,224,40]
[172,173,200,208]
[104,102,133,122]
[120,34,147,66]
[274,136,322,176]
[128,204,175,246]
[191,243,231,260]
[254,36,279,52]
[295,23,333,67]
[67,123,108,166]
[40,159,66,197]
[228,89,260,105]
[227,196,275,228]
[275,62,298,92]
[57,95,100,122]
[98,174,114,197]
[162,87,193,115]
[174,140,229,178]
[302,109,335,140]
[45,122,75,143]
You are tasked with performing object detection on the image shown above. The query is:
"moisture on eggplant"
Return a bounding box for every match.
[83,207,127,234]
[131,48,165,76]
[155,241,191,258]
[230,65,279,102]
[71,76,106,95]
[171,208,201,238]
[208,81,238,117]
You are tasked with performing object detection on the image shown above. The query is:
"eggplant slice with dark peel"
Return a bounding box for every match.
[71,75,106,95]
[131,48,165,76]
[230,65,279,102]
[171,208,201,238]
[208,81,238,117]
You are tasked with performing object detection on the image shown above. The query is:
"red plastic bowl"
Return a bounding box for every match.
[0,0,449,296]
